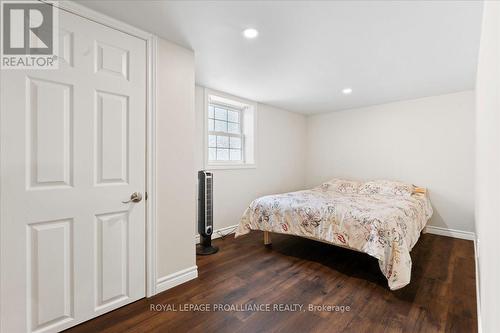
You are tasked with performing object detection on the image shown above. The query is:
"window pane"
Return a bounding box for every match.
[208,105,214,118]
[228,110,239,123]
[230,137,241,149]
[216,148,229,161]
[208,119,214,131]
[216,135,229,148]
[208,135,216,148]
[230,149,242,161]
[228,122,240,134]
[214,107,227,120]
[208,148,216,161]
[214,120,227,132]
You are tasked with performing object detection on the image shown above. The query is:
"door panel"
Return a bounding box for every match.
[29,219,74,332]
[95,41,129,79]
[58,29,74,67]
[95,91,129,185]
[1,4,147,333]
[95,211,129,310]
[27,78,73,189]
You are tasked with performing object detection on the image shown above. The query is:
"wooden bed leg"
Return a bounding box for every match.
[264,231,272,245]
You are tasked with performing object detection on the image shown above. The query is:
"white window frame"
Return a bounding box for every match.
[208,102,245,163]
[204,88,257,170]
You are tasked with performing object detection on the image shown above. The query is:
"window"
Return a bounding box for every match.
[207,103,244,162]
[205,89,256,169]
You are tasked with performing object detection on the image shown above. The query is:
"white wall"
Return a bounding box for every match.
[156,39,197,280]
[475,1,500,332]
[306,91,475,232]
[195,86,307,233]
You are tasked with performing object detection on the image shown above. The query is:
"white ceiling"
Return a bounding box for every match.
[77,1,483,114]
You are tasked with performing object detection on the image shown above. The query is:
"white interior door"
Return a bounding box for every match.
[0,4,147,333]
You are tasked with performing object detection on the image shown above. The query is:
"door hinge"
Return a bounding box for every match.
[145,192,148,200]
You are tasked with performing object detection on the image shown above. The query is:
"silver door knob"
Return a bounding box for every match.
[122,192,142,203]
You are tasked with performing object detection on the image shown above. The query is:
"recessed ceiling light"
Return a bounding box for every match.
[243,28,259,39]
[342,88,353,95]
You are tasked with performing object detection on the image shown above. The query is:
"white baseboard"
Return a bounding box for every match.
[156,265,198,294]
[424,225,475,240]
[195,224,238,244]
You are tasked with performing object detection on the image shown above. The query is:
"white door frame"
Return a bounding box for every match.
[38,0,159,297]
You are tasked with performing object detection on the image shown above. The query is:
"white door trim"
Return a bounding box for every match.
[39,0,159,297]
[146,36,158,297]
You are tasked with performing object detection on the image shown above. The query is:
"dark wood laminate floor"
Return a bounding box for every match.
[65,231,477,333]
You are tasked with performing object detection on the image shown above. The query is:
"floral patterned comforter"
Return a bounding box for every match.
[235,179,433,290]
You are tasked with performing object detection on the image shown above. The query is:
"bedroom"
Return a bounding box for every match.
[0,0,497,332]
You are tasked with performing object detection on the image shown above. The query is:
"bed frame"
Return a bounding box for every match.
[262,230,363,252]
[264,231,272,245]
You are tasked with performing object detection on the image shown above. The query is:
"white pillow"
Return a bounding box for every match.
[319,178,362,194]
[358,180,414,197]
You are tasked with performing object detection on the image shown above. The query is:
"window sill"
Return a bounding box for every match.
[205,163,257,170]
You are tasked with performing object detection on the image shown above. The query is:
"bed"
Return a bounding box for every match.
[235,178,433,290]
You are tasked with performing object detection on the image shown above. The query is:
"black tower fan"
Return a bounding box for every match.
[196,170,219,255]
